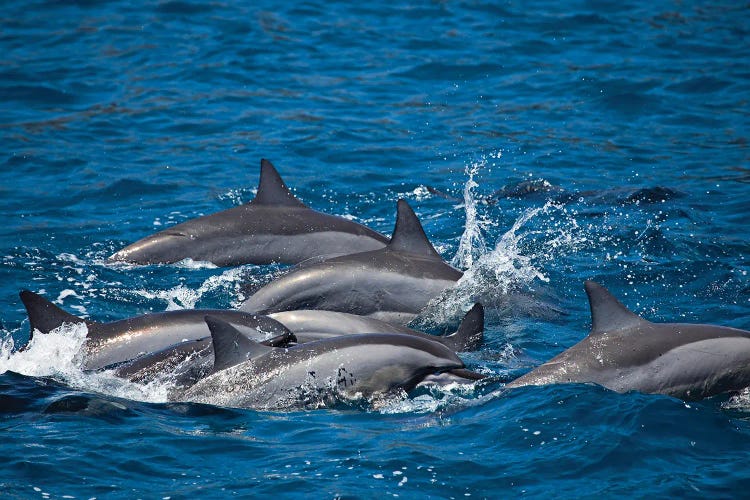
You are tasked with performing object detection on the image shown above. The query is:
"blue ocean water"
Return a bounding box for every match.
[2,0,749,497]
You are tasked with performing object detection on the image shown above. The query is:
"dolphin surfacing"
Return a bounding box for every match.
[19,290,295,371]
[178,316,480,410]
[269,303,484,352]
[239,199,463,325]
[108,159,388,266]
[506,281,750,400]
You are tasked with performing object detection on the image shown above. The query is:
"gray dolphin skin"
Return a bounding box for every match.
[113,329,294,387]
[239,199,463,325]
[179,316,479,410]
[19,290,295,371]
[506,281,750,400]
[108,159,388,266]
[114,304,483,386]
[269,303,484,352]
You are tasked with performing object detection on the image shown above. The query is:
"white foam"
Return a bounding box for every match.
[133,266,249,311]
[0,324,171,404]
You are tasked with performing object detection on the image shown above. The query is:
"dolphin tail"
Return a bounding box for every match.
[442,303,484,352]
[19,290,87,346]
[204,315,276,373]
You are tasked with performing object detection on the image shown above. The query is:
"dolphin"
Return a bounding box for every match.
[239,199,463,325]
[506,281,750,400]
[115,304,484,387]
[19,290,295,371]
[178,316,482,410]
[108,159,388,266]
[268,303,484,352]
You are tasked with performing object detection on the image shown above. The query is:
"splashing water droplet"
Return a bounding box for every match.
[451,159,493,270]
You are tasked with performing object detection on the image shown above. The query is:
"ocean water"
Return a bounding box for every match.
[2,0,749,497]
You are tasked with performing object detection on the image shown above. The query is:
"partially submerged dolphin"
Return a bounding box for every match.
[178,316,482,410]
[108,159,388,266]
[19,290,295,371]
[506,281,750,400]
[239,199,463,325]
[269,303,484,352]
[115,304,484,386]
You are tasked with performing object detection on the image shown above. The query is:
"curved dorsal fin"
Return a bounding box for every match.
[253,315,298,347]
[443,303,484,351]
[19,290,88,342]
[250,159,307,208]
[387,199,442,259]
[205,315,274,373]
[584,281,647,335]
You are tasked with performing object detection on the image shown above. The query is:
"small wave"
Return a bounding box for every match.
[132,266,250,310]
[0,324,171,404]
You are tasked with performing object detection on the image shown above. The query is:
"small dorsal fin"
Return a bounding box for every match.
[260,330,297,348]
[443,303,484,351]
[250,159,307,208]
[19,290,88,342]
[252,315,297,342]
[387,199,442,259]
[584,281,647,335]
[205,315,275,372]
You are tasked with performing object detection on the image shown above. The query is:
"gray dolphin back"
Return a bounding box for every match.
[108,159,388,266]
[239,199,462,322]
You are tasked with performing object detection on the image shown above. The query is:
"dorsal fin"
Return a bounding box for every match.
[252,315,297,341]
[205,315,275,372]
[250,159,307,208]
[256,315,298,348]
[584,281,647,335]
[387,199,442,259]
[19,290,88,342]
[260,330,297,348]
[443,303,484,351]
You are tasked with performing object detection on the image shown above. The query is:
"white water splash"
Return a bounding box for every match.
[451,159,494,269]
[0,325,171,404]
[374,382,483,415]
[134,266,250,310]
[421,201,586,325]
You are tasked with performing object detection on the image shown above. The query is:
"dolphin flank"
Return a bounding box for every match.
[178,316,482,410]
[19,290,295,371]
[239,199,463,325]
[506,281,750,400]
[108,159,388,266]
[269,303,484,352]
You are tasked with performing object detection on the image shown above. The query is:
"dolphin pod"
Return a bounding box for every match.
[506,281,750,400]
[109,159,388,266]
[113,304,484,387]
[239,199,463,325]
[13,159,750,407]
[20,289,485,395]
